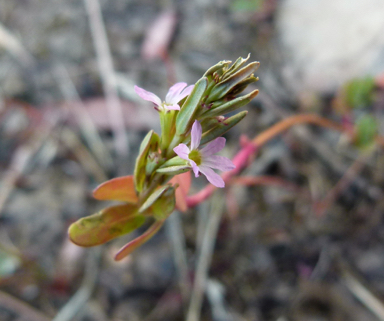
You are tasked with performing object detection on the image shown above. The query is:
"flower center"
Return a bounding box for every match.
[188,150,202,166]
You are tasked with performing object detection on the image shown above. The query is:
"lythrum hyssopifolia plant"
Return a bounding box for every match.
[68,56,260,260]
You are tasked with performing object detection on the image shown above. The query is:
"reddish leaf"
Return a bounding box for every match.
[114,220,165,261]
[170,171,191,212]
[92,175,138,203]
[68,204,146,247]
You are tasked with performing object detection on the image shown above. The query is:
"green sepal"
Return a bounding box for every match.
[355,115,378,149]
[68,204,147,247]
[176,77,208,136]
[160,110,176,150]
[134,130,160,193]
[200,111,248,146]
[206,62,259,102]
[201,89,259,118]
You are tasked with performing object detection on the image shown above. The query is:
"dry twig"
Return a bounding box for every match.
[84,0,128,159]
[186,192,225,321]
[0,290,50,321]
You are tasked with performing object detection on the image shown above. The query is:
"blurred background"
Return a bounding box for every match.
[1,0,384,320]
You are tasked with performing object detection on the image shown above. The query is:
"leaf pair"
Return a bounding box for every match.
[68,173,191,260]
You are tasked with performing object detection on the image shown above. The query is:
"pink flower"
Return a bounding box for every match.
[134,82,194,111]
[173,120,235,188]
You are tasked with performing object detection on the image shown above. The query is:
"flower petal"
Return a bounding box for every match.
[191,120,202,150]
[200,137,226,157]
[165,104,181,110]
[173,144,190,160]
[171,84,194,104]
[190,160,200,177]
[202,155,235,171]
[134,85,162,106]
[165,82,187,104]
[198,166,225,188]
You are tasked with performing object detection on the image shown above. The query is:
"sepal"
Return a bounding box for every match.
[134,130,160,192]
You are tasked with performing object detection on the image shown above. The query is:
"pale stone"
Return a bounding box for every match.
[277,0,384,94]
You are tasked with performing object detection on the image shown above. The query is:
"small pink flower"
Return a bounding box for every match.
[134,82,194,111]
[173,120,235,188]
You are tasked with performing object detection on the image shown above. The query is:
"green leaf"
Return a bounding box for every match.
[355,115,378,149]
[176,77,208,135]
[157,165,190,175]
[201,89,259,118]
[134,130,160,193]
[200,111,248,145]
[151,186,176,220]
[203,60,232,79]
[221,54,251,81]
[231,0,263,12]
[68,204,146,247]
[206,62,259,102]
[345,77,375,109]
[159,156,187,167]
[139,184,171,213]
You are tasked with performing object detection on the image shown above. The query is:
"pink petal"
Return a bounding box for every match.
[171,84,194,104]
[165,104,181,110]
[165,82,187,104]
[134,85,162,106]
[198,166,225,188]
[200,137,226,157]
[173,144,190,160]
[191,120,202,150]
[202,155,235,171]
[190,160,200,177]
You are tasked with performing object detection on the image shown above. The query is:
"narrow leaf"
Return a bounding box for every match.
[221,54,250,81]
[207,62,259,102]
[68,204,146,247]
[200,111,248,146]
[202,89,259,118]
[92,175,138,203]
[139,184,171,213]
[151,186,176,220]
[176,77,208,135]
[114,220,165,261]
[203,60,231,78]
[159,156,186,167]
[157,165,190,175]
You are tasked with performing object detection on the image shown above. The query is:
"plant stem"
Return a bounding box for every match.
[186,114,344,207]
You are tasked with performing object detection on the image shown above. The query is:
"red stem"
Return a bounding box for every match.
[186,114,344,207]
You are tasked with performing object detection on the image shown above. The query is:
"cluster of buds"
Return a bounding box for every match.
[68,56,259,260]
